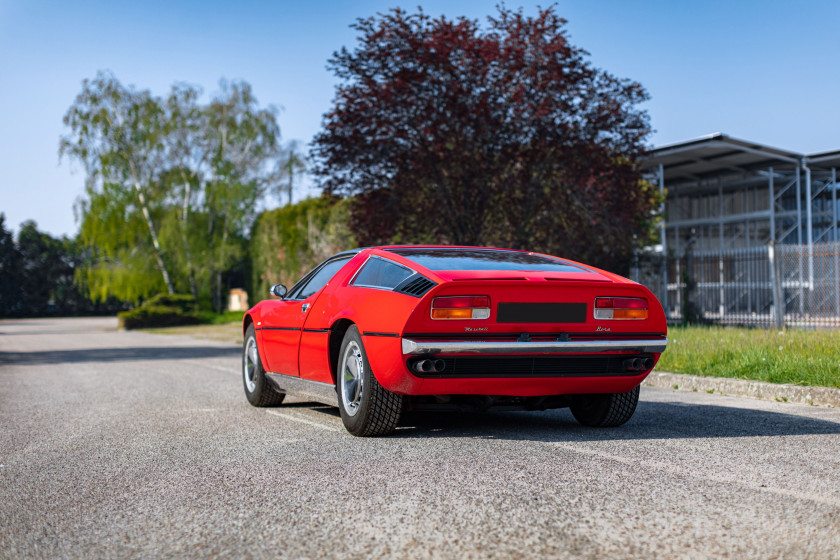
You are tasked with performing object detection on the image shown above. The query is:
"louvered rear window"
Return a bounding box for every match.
[352,256,414,289]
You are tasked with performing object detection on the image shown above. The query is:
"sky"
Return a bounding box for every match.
[2,0,840,238]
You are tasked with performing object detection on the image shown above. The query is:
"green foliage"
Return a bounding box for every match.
[0,214,24,316]
[250,196,355,300]
[61,72,176,296]
[143,293,198,311]
[117,293,202,329]
[314,6,658,273]
[62,72,292,309]
[0,215,115,317]
[117,293,244,329]
[199,310,246,324]
[657,326,840,388]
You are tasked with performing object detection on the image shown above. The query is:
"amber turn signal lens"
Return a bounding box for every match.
[613,309,647,319]
[432,308,474,319]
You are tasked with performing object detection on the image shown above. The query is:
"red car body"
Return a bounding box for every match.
[242,246,667,436]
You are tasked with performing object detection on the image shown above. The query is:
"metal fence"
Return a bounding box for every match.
[632,242,840,328]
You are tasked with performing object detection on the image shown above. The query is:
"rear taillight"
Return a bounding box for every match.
[431,296,491,320]
[594,297,648,320]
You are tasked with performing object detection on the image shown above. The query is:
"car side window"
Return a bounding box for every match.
[352,256,414,290]
[292,257,352,300]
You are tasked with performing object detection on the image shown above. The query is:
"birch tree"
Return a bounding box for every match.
[61,72,175,297]
[62,73,287,306]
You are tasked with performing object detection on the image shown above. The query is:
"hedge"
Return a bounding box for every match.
[250,196,356,302]
[117,293,202,329]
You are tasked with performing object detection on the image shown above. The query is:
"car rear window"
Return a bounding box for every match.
[386,249,588,272]
[352,256,414,289]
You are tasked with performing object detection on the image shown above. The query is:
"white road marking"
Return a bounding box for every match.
[551,442,840,508]
[266,409,342,432]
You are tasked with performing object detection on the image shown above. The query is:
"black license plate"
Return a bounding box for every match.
[496,302,587,324]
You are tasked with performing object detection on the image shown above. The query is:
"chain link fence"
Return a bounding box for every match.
[632,242,840,328]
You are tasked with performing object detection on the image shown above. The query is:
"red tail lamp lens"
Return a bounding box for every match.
[596,297,647,309]
[432,296,491,320]
[433,296,489,309]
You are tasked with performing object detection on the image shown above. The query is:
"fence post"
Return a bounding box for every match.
[659,164,669,320]
[768,242,784,328]
[632,248,639,283]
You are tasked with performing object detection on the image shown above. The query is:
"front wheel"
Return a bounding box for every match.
[570,386,639,427]
[242,324,285,407]
[337,325,403,436]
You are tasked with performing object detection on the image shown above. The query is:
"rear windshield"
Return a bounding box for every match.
[386,249,588,273]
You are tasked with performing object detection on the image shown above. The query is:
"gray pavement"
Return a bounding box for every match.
[1,317,839,559]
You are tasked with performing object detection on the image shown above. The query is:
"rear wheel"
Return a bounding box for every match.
[570,386,639,427]
[337,325,403,436]
[243,324,285,407]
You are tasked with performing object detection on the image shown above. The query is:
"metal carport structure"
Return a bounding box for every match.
[639,133,840,327]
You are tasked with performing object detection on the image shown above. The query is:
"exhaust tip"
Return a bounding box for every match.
[413,359,434,373]
[433,359,445,372]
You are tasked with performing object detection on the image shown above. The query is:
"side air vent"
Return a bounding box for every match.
[395,274,436,297]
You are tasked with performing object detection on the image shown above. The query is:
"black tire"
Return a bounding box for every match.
[336,325,403,437]
[242,324,285,407]
[570,386,640,427]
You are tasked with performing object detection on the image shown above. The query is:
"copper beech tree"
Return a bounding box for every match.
[313,6,659,272]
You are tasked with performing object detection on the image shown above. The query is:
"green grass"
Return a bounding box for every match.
[198,310,246,325]
[658,326,840,388]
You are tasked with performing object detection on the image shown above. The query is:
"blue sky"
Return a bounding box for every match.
[2,0,839,237]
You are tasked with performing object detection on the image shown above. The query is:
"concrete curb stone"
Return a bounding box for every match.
[643,371,840,408]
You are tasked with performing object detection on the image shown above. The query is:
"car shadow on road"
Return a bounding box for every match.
[388,401,840,442]
[0,345,239,365]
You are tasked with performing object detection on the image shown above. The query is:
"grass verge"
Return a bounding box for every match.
[658,325,840,388]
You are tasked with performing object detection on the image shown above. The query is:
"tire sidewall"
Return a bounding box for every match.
[570,393,611,426]
[243,325,267,405]
[571,386,639,427]
[336,326,372,433]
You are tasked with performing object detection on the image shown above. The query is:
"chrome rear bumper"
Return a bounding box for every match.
[401,338,667,355]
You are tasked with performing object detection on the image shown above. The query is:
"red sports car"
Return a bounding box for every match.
[242,246,667,436]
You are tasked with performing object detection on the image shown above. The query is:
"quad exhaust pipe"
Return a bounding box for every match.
[413,359,446,374]
[622,356,655,372]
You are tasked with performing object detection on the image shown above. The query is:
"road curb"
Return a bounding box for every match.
[643,371,840,408]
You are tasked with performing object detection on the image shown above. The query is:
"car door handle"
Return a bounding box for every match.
[301,303,310,313]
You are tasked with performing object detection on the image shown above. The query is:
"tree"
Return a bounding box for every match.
[280,140,307,206]
[313,6,659,272]
[0,214,24,316]
[157,80,285,310]
[61,72,175,296]
[0,217,113,317]
[201,81,284,311]
[61,73,287,309]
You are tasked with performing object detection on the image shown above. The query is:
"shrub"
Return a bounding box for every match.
[117,294,202,329]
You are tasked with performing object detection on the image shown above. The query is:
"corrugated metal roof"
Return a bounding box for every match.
[807,150,840,170]
[644,133,803,185]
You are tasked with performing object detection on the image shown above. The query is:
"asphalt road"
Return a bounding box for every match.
[1,318,839,559]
